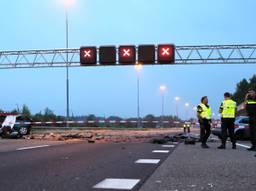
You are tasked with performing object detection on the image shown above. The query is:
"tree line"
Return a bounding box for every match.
[233,75,256,104]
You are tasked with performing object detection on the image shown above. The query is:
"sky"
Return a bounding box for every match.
[0,0,256,119]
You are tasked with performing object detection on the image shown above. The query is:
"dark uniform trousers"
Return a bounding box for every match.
[221,118,235,145]
[200,119,211,144]
[249,116,256,148]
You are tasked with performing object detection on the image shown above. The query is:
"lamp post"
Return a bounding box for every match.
[160,85,167,127]
[64,0,74,126]
[174,96,180,119]
[185,102,190,120]
[135,64,142,128]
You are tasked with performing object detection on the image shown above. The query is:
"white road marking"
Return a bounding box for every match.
[162,145,175,148]
[236,143,250,149]
[135,159,160,164]
[93,178,140,190]
[152,150,169,153]
[16,145,50,151]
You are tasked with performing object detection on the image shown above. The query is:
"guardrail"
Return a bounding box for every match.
[1,120,179,126]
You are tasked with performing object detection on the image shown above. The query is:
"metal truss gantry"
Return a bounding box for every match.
[0,44,256,69]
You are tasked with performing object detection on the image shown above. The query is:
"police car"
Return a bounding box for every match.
[211,116,250,140]
[0,113,32,138]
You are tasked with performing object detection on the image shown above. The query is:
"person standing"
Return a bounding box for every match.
[197,96,212,148]
[218,92,237,149]
[245,90,256,152]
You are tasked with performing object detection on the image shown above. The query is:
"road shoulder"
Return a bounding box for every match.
[139,142,256,191]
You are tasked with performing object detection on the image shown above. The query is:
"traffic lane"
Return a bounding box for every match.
[0,142,175,191]
[0,139,65,153]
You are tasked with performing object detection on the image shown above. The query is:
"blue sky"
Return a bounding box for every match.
[0,0,256,119]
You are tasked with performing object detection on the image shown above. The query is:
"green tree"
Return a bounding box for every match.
[33,111,43,121]
[233,75,256,104]
[21,104,31,118]
[143,114,156,128]
[43,107,56,121]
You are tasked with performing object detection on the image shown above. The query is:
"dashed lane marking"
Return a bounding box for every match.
[16,145,50,151]
[162,145,175,148]
[152,150,169,153]
[135,159,160,164]
[93,178,140,190]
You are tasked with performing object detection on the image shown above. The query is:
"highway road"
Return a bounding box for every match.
[0,140,176,191]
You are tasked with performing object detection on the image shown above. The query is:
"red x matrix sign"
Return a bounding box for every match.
[118,46,136,64]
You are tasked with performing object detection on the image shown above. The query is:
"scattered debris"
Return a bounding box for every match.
[27,128,200,144]
[151,133,217,145]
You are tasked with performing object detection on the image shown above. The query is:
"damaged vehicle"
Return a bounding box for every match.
[0,113,32,138]
[211,116,250,140]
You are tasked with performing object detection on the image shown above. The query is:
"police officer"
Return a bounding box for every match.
[245,90,256,152]
[197,96,211,148]
[218,92,237,149]
[183,123,191,133]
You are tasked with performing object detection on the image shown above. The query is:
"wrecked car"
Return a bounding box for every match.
[0,113,32,138]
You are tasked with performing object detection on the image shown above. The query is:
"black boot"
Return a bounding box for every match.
[232,144,236,150]
[201,143,209,149]
[247,147,256,151]
[218,145,226,149]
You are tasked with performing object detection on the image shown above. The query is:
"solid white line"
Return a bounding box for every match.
[236,143,250,149]
[162,145,175,148]
[135,159,160,164]
[152,150,169,153]
[16,145,50,151]
[93,178,140,190]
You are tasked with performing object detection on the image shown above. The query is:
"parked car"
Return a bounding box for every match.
[0,113,32,138]
[211,116,250,140]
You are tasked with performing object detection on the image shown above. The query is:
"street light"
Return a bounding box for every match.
[192,106,197,115]
[160,85,167,127]
[185,102,190,120]
[174,96,180,119]
[63,0,75,126]
[135,63,142,128]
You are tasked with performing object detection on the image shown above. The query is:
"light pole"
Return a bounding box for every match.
[160,85,167,127]
[135,64,142,128]
[193,106,197,117]
[174,96,180,119]
[64,0,74,126]
[185,102,190,120]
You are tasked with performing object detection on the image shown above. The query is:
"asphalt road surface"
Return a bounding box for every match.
[140,140,256,191]
[0,140,176,191]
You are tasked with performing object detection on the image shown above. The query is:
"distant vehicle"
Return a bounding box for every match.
[0,113,32,138]
[211,116,250,140]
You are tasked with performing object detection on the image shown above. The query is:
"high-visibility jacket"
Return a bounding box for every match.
[220,99,236,118]
[246,100,256,104]
[246,99,256,117]
[198,103,211,120]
